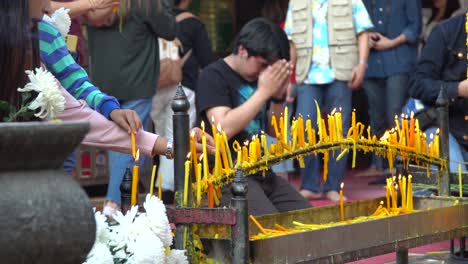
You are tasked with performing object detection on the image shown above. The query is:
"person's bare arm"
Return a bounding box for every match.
[50,0,119,19]
[348,31,369,89]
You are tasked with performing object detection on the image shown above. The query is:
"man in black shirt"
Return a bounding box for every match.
[196,18,310,215]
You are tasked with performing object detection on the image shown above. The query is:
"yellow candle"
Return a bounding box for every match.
[409,112,415,147]
[351,109,357,140]
[407,175,413,210]
[415,119,421,153]
[394,115,401,140]
[131,149,140,206]
[249,139,256,162]
[335,109,343,141]
[255,136,261,161]
[402,115,409,146]
[196,163,202,206]
[221,129,233,168]
[242,142,248,164]
[385,180,391,210]
[339,182,345,222]
[233,141,242,168]
[434,128,440,157]
[297,116,305,148]
[214,133,221,175]
[291,120,297,150]
[261,132,269,158]
[190,130,199,180]
[271,114,280,138]
[158,172,162,200]
[201,121,209,181]
[402,176,407,209]
[328,115,335,142]
[306,118,313,145]
[283,106,289,143]
[459,164,463,198]
[130,131,136,158]
[183,159,190,207]
[315,100,323,142]
[279,116,284,141]
[208,183,214,208]
[149,164,157,196]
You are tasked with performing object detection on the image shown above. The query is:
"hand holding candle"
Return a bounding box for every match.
[131,149,140,206]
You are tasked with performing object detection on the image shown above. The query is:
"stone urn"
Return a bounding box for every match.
[0,122,96,263]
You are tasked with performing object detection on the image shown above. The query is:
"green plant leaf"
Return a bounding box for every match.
[0,100,11,112]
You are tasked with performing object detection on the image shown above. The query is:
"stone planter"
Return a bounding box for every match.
[0,122,96,263]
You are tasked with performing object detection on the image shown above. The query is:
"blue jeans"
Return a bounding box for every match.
[363,75,409,169]
[106,97,153,204]
[296,81,351,192]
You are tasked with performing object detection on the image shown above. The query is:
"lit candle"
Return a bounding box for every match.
[283,106,289,143]
[149,164,157,196]
[249,138,256,162]
[315,100,323,142]
[131,149,140,206]
[279,115,284,142]
[434,128,440,158]
[409,112,415,147]
[190,130,199,180]
[131,131,136,159]
[306,118,313,145]
[218,124,229,170]
[385,179,391,210]
[242,141,248,164]
[260,132,269,158]
[211,116,217,136]
[158,172,162,200]
[328,114,335,142]
[297,115,305,148]
[214,133,221,174]
[221,128,233,168]
[255,136,262,161]
[183,156,191,207]
[394,115,401,139]
[407,175,413,211]
[415,119,421,153]
[351,109,357,140]
[201,121,209,181]
[459,164,463,198]
[339,182,345,222]
[291,120,297,150]
[402,176,407,209]
[335,108,343,141]
[233,141,242,168]
[196,162,202,206]
[402,115,409,146]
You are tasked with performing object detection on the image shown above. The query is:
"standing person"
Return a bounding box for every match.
[422,0,460,43]
[196,18,310,216]
[361,0,422,176]
[86,0,177,210]
[173,0,215,92]
[409,14,467,171]
[284,0,372,201]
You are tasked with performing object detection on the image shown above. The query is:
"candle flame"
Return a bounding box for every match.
[191,130,195,137]
[199,153,204,162]
[135,149,140,162]
[395,184,398,190]
[398,174,401,180]
[411,111,414,118]
[430,133,434,139]
[244,140,249,146]
[187,152,192,159]
[201,121,205,131]
[331,108,336,115]
[340,182,344,189]
[436,128,440,134]
[217,122,222,132]
[211,115,215,124]
[395,115,398,120]
[380,201,384,205]
[409,174,412,180]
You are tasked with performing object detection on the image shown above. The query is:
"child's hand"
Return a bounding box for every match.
[109,109,142,133]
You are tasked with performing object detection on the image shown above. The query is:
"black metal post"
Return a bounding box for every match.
[231,168,249,264]
[460,237,466,257]
[172,84,191,251]
[120,167,132,213]
[396,247,408,264]
[436,87,450,196]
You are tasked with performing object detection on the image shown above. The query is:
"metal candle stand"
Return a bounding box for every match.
[119,86,466,263]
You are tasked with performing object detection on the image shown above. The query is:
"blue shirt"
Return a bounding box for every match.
[363,0,422,78]
[284,0,373,84]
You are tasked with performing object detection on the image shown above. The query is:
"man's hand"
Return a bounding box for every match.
[372,33,396,51]
[348,63,367,89]
[109,109,142,133]
[458,80,468,98]
[192,127,216,155]
[258,59,292,100]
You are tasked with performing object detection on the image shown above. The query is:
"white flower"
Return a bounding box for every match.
[83,243,113,264]
[143,194,173,247]
[166,249,189,264]
[127,233,165,264]
[17,68,65,120]
[42,7,71,37]
[109,206,139,249]
[94,211,110,244]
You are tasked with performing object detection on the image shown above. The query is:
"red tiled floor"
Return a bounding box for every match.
[288,168,453,264]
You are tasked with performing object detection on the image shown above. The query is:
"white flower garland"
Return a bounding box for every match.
[42,7,71,37]
[84,195,188,264]
[17,68,65,120]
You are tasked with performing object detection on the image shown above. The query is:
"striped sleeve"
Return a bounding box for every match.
[38,21,120,119]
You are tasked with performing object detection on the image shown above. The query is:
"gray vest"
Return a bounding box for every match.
[290,0,358,83]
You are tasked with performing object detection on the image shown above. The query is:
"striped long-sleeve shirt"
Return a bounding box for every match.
[38,20,120,119]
